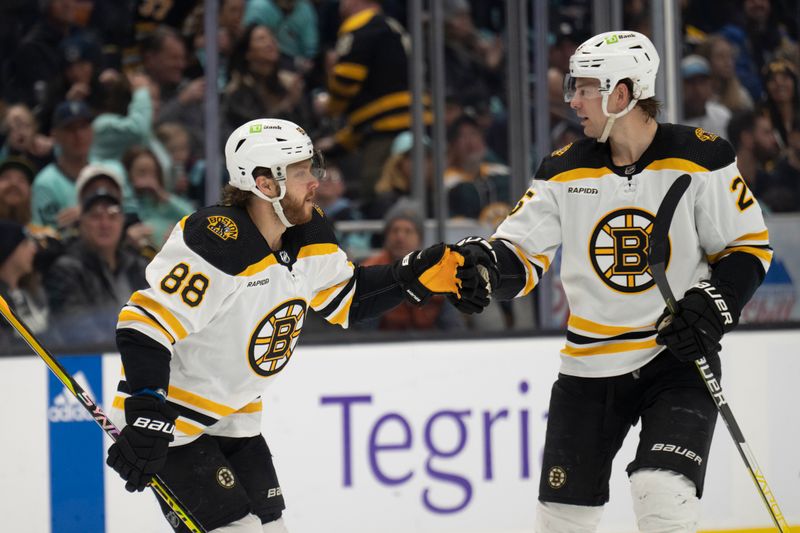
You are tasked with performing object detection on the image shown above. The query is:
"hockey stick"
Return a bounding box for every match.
[0,295,207,533]
[647,174,790,532]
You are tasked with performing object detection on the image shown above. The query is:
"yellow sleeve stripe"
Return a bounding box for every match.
[328,76,362,97]
[175,419,204,436]
[118,309,175,345]
[707,246,773,264]
[236,400,263,414]
[510,245,536,296]
[568,315,654,336]
[168,385,236,417]
[549,167,612,182]
[112,395,126,410]
[311,278,349,308]
[298,243,340,259]
[732,229,770,243]
[179,215,188,230]
[533,254,551,272]
[130,292,188,340]
[339,7,378,34]
[348,91,419,127]
[238,254,278,277]
[371,111,434,133]
[562,338,658,357]
[328,289,355,326]
[645,158,709,173]
[333,62,368,81]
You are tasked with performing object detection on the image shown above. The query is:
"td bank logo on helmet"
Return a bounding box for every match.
[48,371,95,422]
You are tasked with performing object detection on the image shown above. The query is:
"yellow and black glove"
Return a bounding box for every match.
[392,243,465,305]
[448,237,500,314]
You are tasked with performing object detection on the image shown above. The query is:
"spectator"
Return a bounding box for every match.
[220,0,247,45]
[244,0,319,68]
[155,122,196,196]
[681,54,732,136]
[141,26,206,152]
[359,202,464,331]
[443,0,504,114]
[696,34,754,113]
[0,104,54,170]
[322,0,430,200]
[45,164,148,344]
[2,0,82,107]
[0,220,49,341]
[762,59,800,148]
[31,100,130,231]
[727,109,780,194]
[444,114,511,221]
[365,130,433,219]
[121,146,193,248]
[221,24,308,139]
[761,119,800,211]
[720,0,798,101]
[315,163,360,223]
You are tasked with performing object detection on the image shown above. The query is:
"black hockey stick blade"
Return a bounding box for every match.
[648,174,691,313]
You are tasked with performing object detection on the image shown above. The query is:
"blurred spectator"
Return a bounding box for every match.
[762,59,800,149]
[222,24,308,139]
[220,0,247,45]
[45,164,148,343]
[2,0,83,107]
[696,34,754,113]
[761,118,800,212]
[38,33,105,134]
[682,54,732,135]
[365,130,433,219]
[359,202,464,331]
[727,109,780,193]
[142,25,206,152]
[443,0,504,114]
[720,0,799,101]
[0,220,49,339]
[322,0,429,201]
[0,104,54,170]
[244,0,319,68]
[155,122,196,197]
[122,146,193,248]
[31,101,131,231]
[315,164,360,222]
[444,114,511,221]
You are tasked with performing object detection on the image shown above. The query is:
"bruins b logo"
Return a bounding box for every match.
[248,299,307,376]
[589,208,670,293]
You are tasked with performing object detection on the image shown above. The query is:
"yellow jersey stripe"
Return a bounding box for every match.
[328,289,355,326]
[568,315,654,336]
[348,91,419,127]
[339,7,378,34]
[549,167,612,183]
[238,254,278,277]
[112,395,125,410]
[707,246,773,264]
[130,292,188,340]
[298,243,340,259]
[562,339,658,357]
[328,76,362,97]
[118,309,176,345]
[645,158,709,173]
[237,401,263,414]
[533,254,551,272]
[370,111,433,132]
[179,215,188,230]
[175,419,204,436]
[311,278,349,308]
[333,62,368,81]
[168,386,236,417]
[510,245,536,296]
[732,229,769,243]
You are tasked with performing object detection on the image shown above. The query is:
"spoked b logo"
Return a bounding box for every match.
[248,299,307,376]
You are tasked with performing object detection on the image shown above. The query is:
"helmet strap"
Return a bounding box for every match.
[598,93,640,143]
[251,180,295,228]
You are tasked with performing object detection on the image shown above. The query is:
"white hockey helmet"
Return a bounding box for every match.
[565,31,660,141]
[224,118,318,226]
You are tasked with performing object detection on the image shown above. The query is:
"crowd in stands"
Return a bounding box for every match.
[0,0,799,348]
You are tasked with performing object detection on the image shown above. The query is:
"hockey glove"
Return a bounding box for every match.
[106,395,179,492]
[656,280,739,363]
[447,237,500,314]
[392,243,465,304]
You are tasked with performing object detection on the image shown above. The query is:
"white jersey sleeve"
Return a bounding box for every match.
[308,245,357,328]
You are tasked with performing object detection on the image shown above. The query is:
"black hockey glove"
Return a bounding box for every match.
[447,237,500,314]
[392,243,466,304]
[106,395,178,492]
[656,280,739,363]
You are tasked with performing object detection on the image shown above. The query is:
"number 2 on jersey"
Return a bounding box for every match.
[730,176,754,211]
[160,263,209,307]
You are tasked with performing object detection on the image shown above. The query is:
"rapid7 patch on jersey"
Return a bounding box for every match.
[590,207,670,293]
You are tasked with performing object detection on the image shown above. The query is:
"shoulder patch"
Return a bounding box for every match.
[694,128,719,142]
[206,215,239,241]
[535,138,605,181]
[314,204,325,218]
[551,142,573,157]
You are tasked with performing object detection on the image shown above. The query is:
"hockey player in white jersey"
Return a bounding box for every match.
[451,31,772,532]
[105,118,487,532]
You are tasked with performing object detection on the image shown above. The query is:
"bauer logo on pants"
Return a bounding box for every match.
[547,466,567,489]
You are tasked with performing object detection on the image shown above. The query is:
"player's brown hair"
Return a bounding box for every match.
[621,79,661,119]
[220,167,274,207]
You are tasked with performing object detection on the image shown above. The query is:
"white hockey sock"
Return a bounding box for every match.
[630,468,700,533]
[262,517,289,533]
[209,513,262,532]
[534,501,604,533]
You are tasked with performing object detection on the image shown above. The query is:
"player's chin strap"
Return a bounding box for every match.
[598,94,639,143]
[252,184,294,228]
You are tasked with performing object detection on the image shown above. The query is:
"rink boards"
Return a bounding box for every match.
[0,330,797,533]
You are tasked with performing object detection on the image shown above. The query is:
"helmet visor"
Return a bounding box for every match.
[311,150,326,181]
[563,74,603,103]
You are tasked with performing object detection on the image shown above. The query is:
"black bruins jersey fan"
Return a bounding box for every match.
[105,118,487,533]
[449,31,771,533]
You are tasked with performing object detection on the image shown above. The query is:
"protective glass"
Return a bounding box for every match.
[563,74,603,102]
